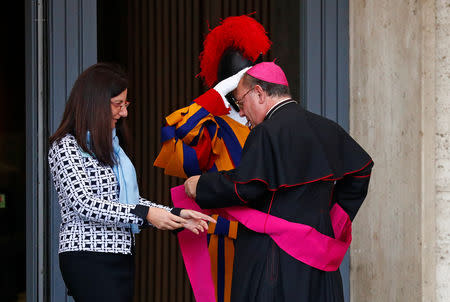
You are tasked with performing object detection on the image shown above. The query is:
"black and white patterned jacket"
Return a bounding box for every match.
[48,134,170,255]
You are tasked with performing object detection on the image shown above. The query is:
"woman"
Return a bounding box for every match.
[48,63,214,301]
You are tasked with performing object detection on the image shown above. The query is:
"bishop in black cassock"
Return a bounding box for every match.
[185,62,373,302]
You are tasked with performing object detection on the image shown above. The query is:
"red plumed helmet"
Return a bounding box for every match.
[198,15,272,88]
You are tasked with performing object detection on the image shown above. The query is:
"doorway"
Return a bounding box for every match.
[97,1,300,301]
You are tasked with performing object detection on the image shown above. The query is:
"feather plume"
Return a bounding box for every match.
[198,15,272,88]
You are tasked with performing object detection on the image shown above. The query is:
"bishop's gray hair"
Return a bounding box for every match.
[242,73,290,97]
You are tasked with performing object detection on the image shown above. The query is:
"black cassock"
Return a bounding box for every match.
[196,100,373,302]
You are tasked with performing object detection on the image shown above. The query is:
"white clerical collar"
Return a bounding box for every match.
[265,98,296,120]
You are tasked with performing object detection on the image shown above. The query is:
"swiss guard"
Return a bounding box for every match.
[154,15,271,302]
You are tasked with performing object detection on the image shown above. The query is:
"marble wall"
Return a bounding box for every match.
[349,0,449,301]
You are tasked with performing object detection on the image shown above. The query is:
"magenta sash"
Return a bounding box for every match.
[171,185,352,302]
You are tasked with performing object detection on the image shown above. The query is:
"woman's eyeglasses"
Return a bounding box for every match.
[111,100,130,110]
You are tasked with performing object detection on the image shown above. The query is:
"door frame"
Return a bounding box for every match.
[25,0,97,301]
[25,0,46,301]
[300,1,350,300]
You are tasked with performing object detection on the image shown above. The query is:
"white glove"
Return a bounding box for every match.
[213,67,251,107]
[227,107,248,125]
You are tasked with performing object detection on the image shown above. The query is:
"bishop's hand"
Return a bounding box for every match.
[184,175,200,199]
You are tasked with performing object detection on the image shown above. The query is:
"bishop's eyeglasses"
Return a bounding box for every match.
[234,87,255,109]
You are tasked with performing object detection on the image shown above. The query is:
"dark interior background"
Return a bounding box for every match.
[0,1,26,302]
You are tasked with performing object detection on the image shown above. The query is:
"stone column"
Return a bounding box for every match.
[435,0,450,300]
[348,0,450,300]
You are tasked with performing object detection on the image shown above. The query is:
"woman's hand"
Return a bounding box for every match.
[179,209,216,234]
[146,207,186,230]
[146,207,216,235]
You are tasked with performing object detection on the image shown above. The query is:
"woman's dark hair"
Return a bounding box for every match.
[49,62,129,166]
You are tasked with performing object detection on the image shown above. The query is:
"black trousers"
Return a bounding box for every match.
[59,251,134,302]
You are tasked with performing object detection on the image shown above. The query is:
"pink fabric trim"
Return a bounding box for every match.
[234,182,248,204]
[171,185,352,302]
[352,174,371,178]
[172,188,216,302]
[232,173,335,191]
[322,159,374,181]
